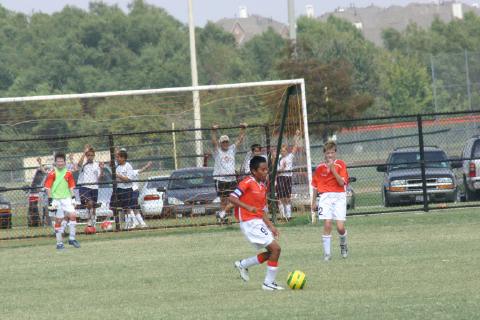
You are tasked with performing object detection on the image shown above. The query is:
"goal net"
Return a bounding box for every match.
[0,79,311,239]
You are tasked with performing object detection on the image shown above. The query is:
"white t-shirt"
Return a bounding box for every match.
[77,162,101,190]
[132,169,140,191]
[116,162,134,189]
[278,153,294,177]
[213,145,237,182]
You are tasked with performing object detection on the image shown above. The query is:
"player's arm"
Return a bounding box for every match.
[228,194,255,212]
[329,163,345,187]
[235,123,247,147]
[211,124,219,149]
[262,209,279,239]
[138,161,152,173]
[311,169,319,211]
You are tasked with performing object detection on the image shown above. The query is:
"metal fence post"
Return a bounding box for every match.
[417,115,429,212]
[108,134,120,231]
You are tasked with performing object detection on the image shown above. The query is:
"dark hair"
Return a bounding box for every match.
[323,140,337,152]
[55,152,66,161]
[250,144,261,152]
[118,150,128,160]
[250,155,267,172]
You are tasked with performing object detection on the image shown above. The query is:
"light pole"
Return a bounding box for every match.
[188,0,203,167]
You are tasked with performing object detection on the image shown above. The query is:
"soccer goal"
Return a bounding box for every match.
[0,79,312,239]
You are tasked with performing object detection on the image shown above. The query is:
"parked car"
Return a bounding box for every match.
[459,135,480,201]
[377,146,461,207]
[162,167,220,217]
[26,169,49,227]
[0,190,12,229]
[290,166,356,210]
[139,176,169,216]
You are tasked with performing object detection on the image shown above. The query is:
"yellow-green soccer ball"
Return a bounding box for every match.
[287,270,306,289]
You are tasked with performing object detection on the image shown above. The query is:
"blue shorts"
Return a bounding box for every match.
[79,187,98,205]
[111,188,132,210]
[130,190,140,210]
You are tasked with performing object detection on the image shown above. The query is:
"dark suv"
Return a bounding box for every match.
[26,169,49,227]
[377,146,461,206]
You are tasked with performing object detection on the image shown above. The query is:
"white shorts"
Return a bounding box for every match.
[317,192,347,221]
[51,198,75,219]
[240,219,274,250]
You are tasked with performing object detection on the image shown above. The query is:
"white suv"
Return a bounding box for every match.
[460,136,480,201]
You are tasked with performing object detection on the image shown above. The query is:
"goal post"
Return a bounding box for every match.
[0,78,313,239]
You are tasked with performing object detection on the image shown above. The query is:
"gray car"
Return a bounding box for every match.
[377,146,461,206]
[162,167,221,218]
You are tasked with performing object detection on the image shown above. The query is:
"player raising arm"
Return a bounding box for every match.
[229,156,284,291]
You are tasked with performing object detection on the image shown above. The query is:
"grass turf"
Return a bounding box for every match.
[1,209,479,320]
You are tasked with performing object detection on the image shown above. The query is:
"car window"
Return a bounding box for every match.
[389,151,448,170]
[472,141,480,158]
[169,171,215,190]
[146,179,169,189]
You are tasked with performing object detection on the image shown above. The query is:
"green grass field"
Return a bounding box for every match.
[1,209,480,320]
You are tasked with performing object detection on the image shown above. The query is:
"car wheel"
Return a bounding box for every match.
[464,178,478,202]
[382,189,391,207]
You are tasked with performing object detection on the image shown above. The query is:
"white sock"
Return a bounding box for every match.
[240,256,261,269]
[286,204,292,218]
[339,231,347,246]
[135,213,146,226]
[264,265,279,284]
[322,235,332,256]
[69,221,76,240]
[218,210,226,219]
[128,213,138,226]
[55,225,63,244]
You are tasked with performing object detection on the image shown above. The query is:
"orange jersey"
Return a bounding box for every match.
[311,159,349,193]
[231,176,267,222]
[44,170,76,189]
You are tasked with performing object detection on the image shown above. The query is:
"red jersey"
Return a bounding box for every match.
[44,170,76,189]
[311,159,349,193]
[231,176,267,222]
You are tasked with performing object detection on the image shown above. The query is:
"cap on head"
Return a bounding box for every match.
[219,135,230,143]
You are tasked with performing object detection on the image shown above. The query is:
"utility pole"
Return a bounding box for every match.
[288,0,297,57]
[188,0,203,167]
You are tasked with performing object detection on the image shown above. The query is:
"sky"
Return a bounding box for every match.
[0,0,478,25]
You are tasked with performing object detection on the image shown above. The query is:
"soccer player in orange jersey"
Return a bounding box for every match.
[311,141,350,261]
[229,156,284,291]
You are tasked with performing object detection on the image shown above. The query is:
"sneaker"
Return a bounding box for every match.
[340,244,348,258]
[68,239,80,248]
[56,243,65,250]
[234,261,249,282]
[262,282,285,291]
[140,223,148,228]
[324,254,331,261]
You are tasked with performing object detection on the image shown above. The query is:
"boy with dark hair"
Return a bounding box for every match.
[230,156,284,291]
[241,144,267,175]
[114,150,135,229]
[311,141,350,261]
[44,152,80,250]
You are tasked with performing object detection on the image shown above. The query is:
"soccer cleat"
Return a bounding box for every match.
[262,282,285,291]
[56,243,65,250]
[68,239,81,248]
[340,244,348,258]
[234,261,250,282]
[324,254,331,262]
[140,223,148,228]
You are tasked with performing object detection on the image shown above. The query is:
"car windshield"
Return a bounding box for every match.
[169,171,215,190]
[389,151,448,170]
[146,178,169,189]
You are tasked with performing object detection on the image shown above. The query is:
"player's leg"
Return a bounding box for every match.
[64,199,80,248]
[284,176,293,218]
[235,251,269,282]
[262,240,284,290]
[53,200,66,249]
[319,194,334,261]
[333,194,348,258]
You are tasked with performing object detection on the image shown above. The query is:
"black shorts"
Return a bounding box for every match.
[215,180,237,198]
[111,188,133,210]
[276,176,292,198]
[79,187,98,205]
[130,190,140,210]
